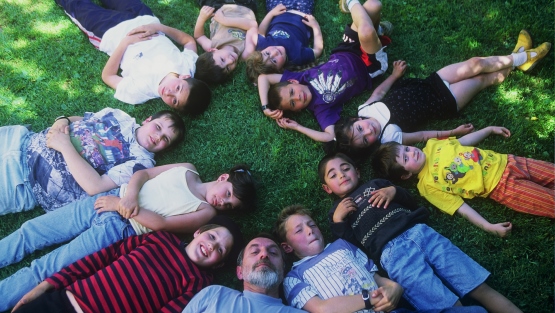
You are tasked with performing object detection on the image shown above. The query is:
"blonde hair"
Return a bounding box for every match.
[245,51,281,83]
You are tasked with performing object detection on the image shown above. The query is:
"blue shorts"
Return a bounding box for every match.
[380,224,490,310]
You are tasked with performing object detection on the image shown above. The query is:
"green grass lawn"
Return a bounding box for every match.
[0,0,553,311]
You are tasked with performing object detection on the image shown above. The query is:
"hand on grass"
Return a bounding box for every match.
[263,108,283,120]
[489,126,511,138]
[276,117,299,130]
[391,60,407,79]
[486,221,512,237]
[368,186,396,209]
[452,123,474,136]
[333,197,357,222]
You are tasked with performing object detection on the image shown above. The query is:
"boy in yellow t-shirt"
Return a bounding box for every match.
[372,126,554,237]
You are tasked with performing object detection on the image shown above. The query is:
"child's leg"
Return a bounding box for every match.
[467,283,522,313]
[489,155,555,218]
[349,0,382,54]
[98,0,153,16]
[0,125,36,215]
[448,68,511,111]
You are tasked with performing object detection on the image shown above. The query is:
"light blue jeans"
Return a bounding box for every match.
[393,307,487,313]
[381,224,490,311]
[0,125,37,215]
[0,189,136,311]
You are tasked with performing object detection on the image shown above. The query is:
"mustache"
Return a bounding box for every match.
[253,259,277,271]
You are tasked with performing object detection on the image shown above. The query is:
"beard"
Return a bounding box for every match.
[244,260,283,290]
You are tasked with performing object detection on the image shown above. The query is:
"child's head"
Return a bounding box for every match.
[334,116,382,156]
[318,152,360,198]
[245,46,287,83]
[186,215,244,269]
[275,205,325,259]
[136,110,186,153]
[372,142,426,180]
[267,80,312,112]
[158,75,211,115]
[195,48,238,84]
[208,165,257,212]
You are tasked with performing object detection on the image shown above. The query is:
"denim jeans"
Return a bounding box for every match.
[393,307,487,313]
[0,189,136,311]
[381,224,490,310]
[0,125,37,215]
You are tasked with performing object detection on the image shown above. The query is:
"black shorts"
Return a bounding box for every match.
[13,289,75,313]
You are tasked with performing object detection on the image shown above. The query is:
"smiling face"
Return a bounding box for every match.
[321,157,360,198]
[237,237,284,290]
[212,49,238,74]
[278,82,312,111]
[158,74,191,110]
[261,46,287,70]
[395,145,427,177]
[350,117,382,148]
[186,226,233,268]
[135,117,179,153]
[283,214,324,259]
[206,174,242,210]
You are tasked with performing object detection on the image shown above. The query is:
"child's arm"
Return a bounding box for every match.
[128,23,197,53]
[12,281,55,312]
[194,6,214,51]
[303,15,323,59]
[242,26,259,60]
[457,126,511,146]
[329,198,357,242]
[276,118,335,142]
[213,8,258,32]
[101,32,156,90]
[258,4,286,35]
[258,74,284,119]
[130,204,216,234]
[401,123,475,145]
[302,294,372,313]
[456,202,513,237]
[46,117,118,195]
[362,60,406,105]
[372,274,404,312]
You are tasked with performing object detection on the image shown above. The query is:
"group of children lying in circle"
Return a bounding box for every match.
[0,0,552,311]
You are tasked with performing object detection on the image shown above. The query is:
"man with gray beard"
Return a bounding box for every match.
[183,234,304,313]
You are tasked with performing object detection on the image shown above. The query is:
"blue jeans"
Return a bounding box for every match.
[0,125,37,215]
[0,189,136,311]
[381,224,490,310]
[393,307,487,313]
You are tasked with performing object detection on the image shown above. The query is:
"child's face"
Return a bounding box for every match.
[206,174,241,210]
[261,46,287,70]
[350,117,382,148]
[278,81,312,111]
[186,226,233,268]
[283,214,324,259]
[322,157,360,198]
[136,116,179,153]
[396,145,426,177]
[212,49,238,74]
[158,74,191,111]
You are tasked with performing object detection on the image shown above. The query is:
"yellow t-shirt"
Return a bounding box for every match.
[416,138,507,215]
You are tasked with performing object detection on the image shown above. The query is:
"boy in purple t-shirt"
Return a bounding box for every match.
[257,0,389,143]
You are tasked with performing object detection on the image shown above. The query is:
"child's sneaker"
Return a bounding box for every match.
[513,29,532,53]
[339,0,350,13]
[378,21,393,37]
[518,42,551,72]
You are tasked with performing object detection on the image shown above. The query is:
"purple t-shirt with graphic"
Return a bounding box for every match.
[281,52,371,130]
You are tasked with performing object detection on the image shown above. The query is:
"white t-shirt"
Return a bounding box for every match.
[358,102,403,144]
[99,16,198,105]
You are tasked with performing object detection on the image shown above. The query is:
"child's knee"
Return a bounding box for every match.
[363,0,382,13]
[358,23,378,43]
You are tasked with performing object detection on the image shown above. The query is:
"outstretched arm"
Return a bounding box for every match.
[303,15,323,59]
[258,74,284,119]
[46,117,119,196]
[277,118,335,142]
[401,123,475,145]
[302,294,369,313]
[363,60,406,105]
[194,6,214,51]
[457,126,511,146]
[456,202,512,237]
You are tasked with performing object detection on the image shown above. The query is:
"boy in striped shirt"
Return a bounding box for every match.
[11,216,243,313]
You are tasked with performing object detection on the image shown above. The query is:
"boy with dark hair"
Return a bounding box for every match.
[275,205,488,313]
[194,3,258,84]
[0,108,184,214]
[11,216,244,312]
[257,0,389,143]
[319,152,523,312]
[55,0,211,113]
[372,126,554,237]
